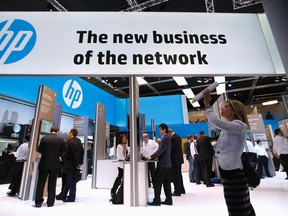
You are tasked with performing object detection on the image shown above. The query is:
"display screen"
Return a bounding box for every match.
[40,119,54,134]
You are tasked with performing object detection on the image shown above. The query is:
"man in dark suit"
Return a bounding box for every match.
[196,130,215,187]
[168,128,185,196]
[34,125,64,207]
[58,128,84,202]
[147,123,173,206]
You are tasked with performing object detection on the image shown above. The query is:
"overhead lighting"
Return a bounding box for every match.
[262,100,278,106]
[182,88,195,99]
[173,76,188,86]
[197,78,202,83]
[214,76,226,95]
[136,77,147,85]
[282,76,287,82]
[182,88,201,107]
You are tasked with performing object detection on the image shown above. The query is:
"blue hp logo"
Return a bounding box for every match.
[63,80,83,109]
[0,19,36,64]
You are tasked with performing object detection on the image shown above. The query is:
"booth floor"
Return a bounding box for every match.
[0,171,287,216]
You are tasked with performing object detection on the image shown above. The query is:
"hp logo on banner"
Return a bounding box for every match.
[63,80,83,109]
[0,19,36,64]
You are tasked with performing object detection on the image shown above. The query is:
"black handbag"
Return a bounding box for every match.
[241,144,260,188]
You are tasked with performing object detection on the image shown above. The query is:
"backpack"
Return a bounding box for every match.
[110,181,123,204]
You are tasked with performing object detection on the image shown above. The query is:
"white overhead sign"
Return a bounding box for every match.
[0,12,279,76]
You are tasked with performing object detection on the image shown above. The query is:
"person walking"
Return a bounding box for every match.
[202,89,256,215]
[141,133,159,187]
[34,126,64,208]
[57,128,84,202]
[148,123,173,206]
[168,128,186,196]
[273,128,288,180]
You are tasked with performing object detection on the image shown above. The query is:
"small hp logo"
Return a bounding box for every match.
[62,80,83,109]
[0,19,36,64]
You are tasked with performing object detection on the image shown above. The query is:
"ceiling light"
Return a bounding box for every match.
[203,78,210,83]
[173,77,188,86]
[197,78,202,83]
[182,88,195,99]
[282,77,287,82]
[275,77,280,82]
[214,76,226,95]
[113,79,118,83]
[262,100,278,106]
[136,77,147,85]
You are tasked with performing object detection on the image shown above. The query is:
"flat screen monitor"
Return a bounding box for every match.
[40,119,54,134]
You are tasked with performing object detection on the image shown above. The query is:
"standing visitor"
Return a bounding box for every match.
[34,126,64,208]
[202,89,255,215]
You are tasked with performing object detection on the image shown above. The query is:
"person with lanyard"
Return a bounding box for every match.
[110,133,129,199]
[7,134,30,197]
[254,139,272,178]
[141,133,159,187]
[202,88,255,216]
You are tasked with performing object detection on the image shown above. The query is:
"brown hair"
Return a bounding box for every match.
[227,99,250,130]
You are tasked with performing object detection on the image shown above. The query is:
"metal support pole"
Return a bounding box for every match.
[129,75,139,206]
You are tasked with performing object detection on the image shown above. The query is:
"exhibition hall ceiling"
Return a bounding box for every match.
[1,0,287,111]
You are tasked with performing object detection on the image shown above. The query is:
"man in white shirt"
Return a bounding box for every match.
[254,140,272,178]
[273,128,288,180]
[141,133,159,187]
[7,134,30,196]
[245,139,255,153]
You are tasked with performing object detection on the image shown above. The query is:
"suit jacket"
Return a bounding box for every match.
[151,133,172,168]
[63,137,84,172]
[196,135,214,160]
[38,133,64,170]
[184,141,192,160]
[170,133,184,165]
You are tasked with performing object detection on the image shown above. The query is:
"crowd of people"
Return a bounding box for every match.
[3,102,287,215]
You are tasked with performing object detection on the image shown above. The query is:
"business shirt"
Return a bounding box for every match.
[254,144,268,157]
[244,140,255,153]
[273,135,288,155]
[14,142,29,161]
[141,139,159,158]
[116,144,129,169]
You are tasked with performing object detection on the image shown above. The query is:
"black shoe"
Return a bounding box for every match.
[148,202,161,206]
[56,195,64,200]
[7,192,16,197]
[196,182,201,185]
[34,204,42,208]
[63,198,75,202]
[206,184,214,187]
[171,192,181,196]
[161,201,172,205]
[181,191,186,194]
[285,177,288,180]
[47,203,54,207]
